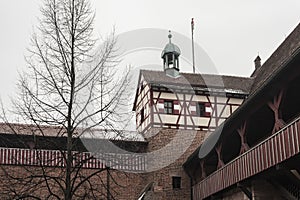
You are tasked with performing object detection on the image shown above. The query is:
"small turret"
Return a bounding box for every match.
[161,31,181,77]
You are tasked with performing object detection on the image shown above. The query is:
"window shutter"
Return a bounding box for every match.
[204,102,211,117]
[158,99,164,104]
[173,100,180,114]
[158,99,164,113]
[190,101,196,115]
[204,102,211,107]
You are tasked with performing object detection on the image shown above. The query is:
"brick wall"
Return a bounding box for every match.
[0,128,207,199]
[0,165,146,199]
[142,128,207,200]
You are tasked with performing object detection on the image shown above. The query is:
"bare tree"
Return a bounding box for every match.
[0,0,133,199]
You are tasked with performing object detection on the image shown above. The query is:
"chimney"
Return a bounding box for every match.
[254,56,261,69]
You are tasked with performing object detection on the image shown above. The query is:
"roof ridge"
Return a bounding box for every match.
[250,22,300,93]
[141,69,252,79]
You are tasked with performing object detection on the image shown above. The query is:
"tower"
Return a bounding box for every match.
[161,31,181,77]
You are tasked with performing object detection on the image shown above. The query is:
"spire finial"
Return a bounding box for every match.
[168,30,172,43]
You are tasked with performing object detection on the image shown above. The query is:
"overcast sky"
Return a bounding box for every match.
[0,0,300,110]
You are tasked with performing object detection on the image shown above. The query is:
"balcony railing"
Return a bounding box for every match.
[0,147,146,172]
[193,116,300,199]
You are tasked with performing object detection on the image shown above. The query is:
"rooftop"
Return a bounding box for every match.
[140,70,254,94]
[185,22,300,167]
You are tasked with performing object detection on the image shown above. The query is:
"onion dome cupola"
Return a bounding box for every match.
[161,31,181,77]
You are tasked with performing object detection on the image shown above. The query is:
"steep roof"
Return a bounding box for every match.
[140,70,254,94]
[250,23,300,95]
[0,122,146,142]
[186,22,300,164]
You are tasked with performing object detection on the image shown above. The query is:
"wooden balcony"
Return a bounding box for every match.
[0,147,146,172]
[193,116,300,199]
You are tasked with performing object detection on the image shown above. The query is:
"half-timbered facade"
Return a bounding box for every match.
[133,32,252,136]
[133,71,252,134]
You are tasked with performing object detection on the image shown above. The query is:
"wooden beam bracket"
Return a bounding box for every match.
[237,183,252,200]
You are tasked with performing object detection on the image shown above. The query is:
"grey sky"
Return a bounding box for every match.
[0,0,300,110]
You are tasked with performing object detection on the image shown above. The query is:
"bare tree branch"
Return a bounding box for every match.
[0,0,132,199]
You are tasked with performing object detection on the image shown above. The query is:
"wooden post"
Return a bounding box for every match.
[215,144,224,169]
[267,90,286,134]
[200,160,206,179]
[237,122,250,154]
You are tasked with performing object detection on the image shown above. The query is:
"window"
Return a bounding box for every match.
[140,108,145,124]
[196,102,211,117]
[172,176,181,189]
[164,101,173,114]
[167,54,174,68]
[196,103,205,116]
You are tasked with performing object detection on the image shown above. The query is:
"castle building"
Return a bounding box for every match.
[0,23,300,199]
[133,32,251,133]
[133,32,253,199]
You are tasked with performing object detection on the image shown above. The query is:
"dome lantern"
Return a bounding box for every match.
[161,31,181,77]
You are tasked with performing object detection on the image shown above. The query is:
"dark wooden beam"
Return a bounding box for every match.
[237,183,252,200]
